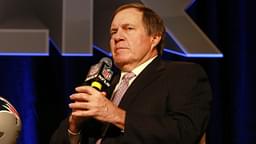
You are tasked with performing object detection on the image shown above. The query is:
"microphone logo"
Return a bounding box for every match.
[101,64,113,81]
[84,57,114,91]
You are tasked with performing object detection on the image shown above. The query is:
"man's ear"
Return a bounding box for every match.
[151,34,162,49]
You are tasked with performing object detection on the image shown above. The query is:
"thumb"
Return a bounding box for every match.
[101,91,107,97]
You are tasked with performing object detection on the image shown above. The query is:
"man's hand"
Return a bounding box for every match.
[69,86,126,129]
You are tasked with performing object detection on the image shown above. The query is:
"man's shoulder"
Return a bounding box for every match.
[161,59,202,70]
[157,59,206,77]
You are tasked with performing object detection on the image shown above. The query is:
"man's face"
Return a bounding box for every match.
[110,8,158,71]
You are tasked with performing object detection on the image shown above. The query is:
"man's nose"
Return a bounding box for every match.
[113,29,125,43]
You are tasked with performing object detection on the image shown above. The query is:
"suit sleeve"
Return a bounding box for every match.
[50,118,72,144]
[104,63,212,144]
[50,117,105,144]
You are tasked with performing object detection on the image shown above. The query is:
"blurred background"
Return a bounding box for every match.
[0,0,255,143]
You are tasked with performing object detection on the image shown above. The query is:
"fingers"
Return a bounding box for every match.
[69,85,116,123]
[69,100,89,110]
[71,108,97,117]
[70,86,105,101]
[69,86,107,114]
[75,85,98,94]
[70,93,88,102]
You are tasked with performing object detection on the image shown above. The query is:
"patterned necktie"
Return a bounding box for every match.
[96,72,135,144]
[111,72,136,105]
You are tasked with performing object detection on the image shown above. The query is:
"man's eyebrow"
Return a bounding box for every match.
[110,27,117,33]
[110,27,117,30]
[122,23,135,27]
[110,23,136,32]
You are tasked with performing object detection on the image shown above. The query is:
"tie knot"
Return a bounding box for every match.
[122,72,136,81]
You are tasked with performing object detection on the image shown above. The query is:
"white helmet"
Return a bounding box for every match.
[0,97,22,144]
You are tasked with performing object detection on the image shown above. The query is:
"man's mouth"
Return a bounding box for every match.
[115,47,128,51]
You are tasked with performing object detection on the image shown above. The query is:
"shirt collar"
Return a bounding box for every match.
[120,56,157,78]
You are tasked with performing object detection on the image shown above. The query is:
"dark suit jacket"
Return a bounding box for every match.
[50,57,212,144]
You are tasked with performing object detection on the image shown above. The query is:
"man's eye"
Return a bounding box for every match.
[110,31,116,35]
[127,27,134,30]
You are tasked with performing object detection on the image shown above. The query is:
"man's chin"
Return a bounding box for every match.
[114,59,130,70]
[114,60,127,67]
[113,55,129,63]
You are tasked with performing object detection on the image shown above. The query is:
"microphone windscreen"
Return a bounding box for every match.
[84,57,114,91]
[100,57,112,67]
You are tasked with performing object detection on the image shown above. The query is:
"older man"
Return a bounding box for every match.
[51,3,212,144]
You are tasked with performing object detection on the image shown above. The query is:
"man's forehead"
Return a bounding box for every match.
[115,8,142,17]
[111,8,143,27]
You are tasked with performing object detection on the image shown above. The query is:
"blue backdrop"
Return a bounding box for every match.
[0,0,255,143]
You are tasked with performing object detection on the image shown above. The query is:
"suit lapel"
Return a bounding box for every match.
[118,57,166,109]
[106,70,120,99]
[102,57,166,139]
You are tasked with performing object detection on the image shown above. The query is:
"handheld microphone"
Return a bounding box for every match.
[84,57,114,91]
